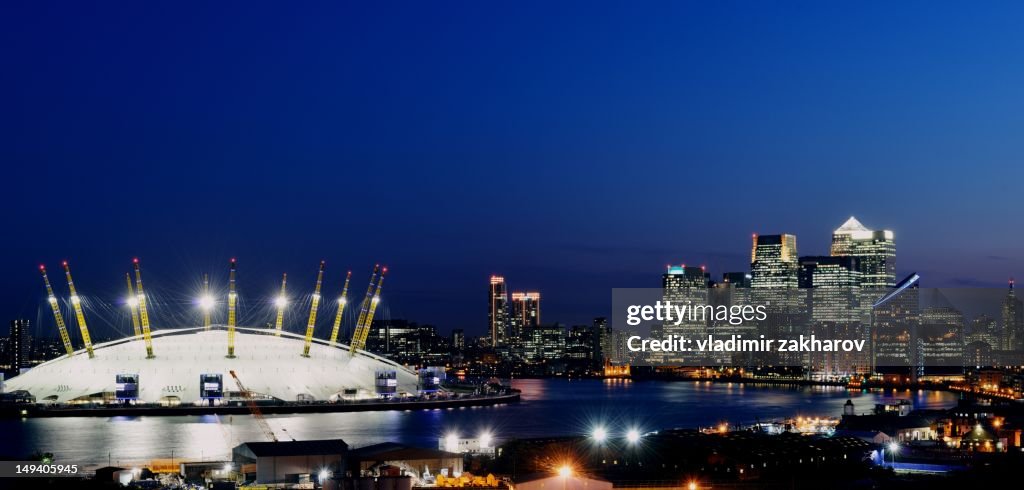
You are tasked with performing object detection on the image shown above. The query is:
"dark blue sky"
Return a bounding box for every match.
[3,1,1023,339]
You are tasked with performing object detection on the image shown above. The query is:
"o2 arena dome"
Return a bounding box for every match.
[5,327,420,405]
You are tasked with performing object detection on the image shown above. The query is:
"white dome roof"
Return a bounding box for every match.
[5,327,419,404]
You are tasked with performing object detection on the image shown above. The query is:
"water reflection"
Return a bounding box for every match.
[4,379,957,467]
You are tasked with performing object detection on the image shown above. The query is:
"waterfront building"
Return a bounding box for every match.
[1002,279,1023,351]
[510,291,541,340]
[8,319,31,376]
[489,276,509,347]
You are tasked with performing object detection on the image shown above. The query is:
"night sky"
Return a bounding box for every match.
[3,2,1023,339]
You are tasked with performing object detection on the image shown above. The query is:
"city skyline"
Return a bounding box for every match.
[7,215,1022,343]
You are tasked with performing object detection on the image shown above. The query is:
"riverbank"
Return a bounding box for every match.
[0,391,520,418]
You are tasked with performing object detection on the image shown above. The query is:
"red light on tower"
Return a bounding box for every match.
[39,264,45,271]
[133,258,139,264]
[62,260,68,266]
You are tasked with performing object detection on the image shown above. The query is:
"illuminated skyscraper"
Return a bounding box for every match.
[9,319,32,375]
[750,234,799,289]
[660,265,708,364]
[1002,279,1023,351]
[488,276,508,347]
[830,217,896,288]
[510,291,541,338]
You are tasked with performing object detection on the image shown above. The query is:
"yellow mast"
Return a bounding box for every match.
[328,271,352,344]
[39,265,74,357]
[227,258,238,358]
[274,273,287,336]
[62,261,95,359]
[202,274,212,330]
[133,258,155,358]
[126,273,142,337]
[352,268,386,352]
[349,265,380,353]
[301,261,326,357]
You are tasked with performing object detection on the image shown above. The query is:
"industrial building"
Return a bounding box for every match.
[233,439,348,485]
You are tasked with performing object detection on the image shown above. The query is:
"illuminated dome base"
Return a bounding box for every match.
[5,327,419,404]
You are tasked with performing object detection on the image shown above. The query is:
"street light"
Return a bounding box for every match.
[592,426,607,443]
[887,441,899,467]
[687,481,698,490]
[558,465,572,477]
[199,294,215,311]
[626,428,641,444]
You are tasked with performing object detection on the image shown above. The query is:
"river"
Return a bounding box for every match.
[2,379,957,467]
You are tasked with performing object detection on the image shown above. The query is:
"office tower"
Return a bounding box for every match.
[488,276,509,347]
[593,317,611,363]
[750,235,802,365]
[872,281,919,377]
[1002,279,1023,351]
[523,324,565,363]
[751,234,799,289]
[966,315,999,351]
[920,306,964,372]
[9,319,32,376]
[451,329,465,350]
[798,256,866,376]
[660,265,708,364]
[830,217,896,288]
[510,291,541,340]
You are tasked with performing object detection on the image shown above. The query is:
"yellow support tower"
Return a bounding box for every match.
[328,271,352,344]
[349,265,381,354]
[201,274,212,330]
[353,267,386,352]
[126,273,142,337]
[301,261,326,357]
[227,259,238,358]
[39,265,74,357]
[62,261,95,359]
[274,273,288,336]
[133,258,155,358]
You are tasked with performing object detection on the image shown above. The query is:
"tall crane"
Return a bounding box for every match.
[201,274,212,330]
[126,273,142,337]
[133,258,155,358]
[274,273,287,336]
[39,265,74,357]
[301,261,326,357]
[328,271,352,344]
[62,261,95,358]
[227,259,238,358]
[352,268,386,353]
[228,370,278,442]
[349,265,381,353]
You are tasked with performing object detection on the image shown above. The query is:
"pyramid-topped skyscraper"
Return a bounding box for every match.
[831,216,896,288]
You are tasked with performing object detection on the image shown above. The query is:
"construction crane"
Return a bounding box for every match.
[125,273,142,337]
[228,370,278,442]
[352,268,386,353]
[39,265,75,357]
[133,258,155,358]
[274,273,287,336]
[201,274,212,330]
[328,271,352,344]
[62,261,95,358]
[349,265,381,353]
[227,259,238,358]
[301,261,326,357]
